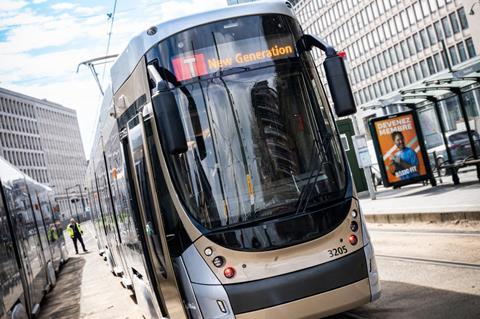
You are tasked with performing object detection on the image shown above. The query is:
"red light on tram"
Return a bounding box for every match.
[224,267,236,279]
[338,51,347,58]
[348,234,358,245]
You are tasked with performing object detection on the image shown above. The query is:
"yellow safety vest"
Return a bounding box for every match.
[48,227,59,242]
[67,223,83,238]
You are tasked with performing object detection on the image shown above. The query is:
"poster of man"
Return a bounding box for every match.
[390,131,420,180]
[370,111,428,186]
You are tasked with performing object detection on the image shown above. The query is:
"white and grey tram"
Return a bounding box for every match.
[0,157,68,319]
[85,1,380,318]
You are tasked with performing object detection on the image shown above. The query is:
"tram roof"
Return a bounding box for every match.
[110,0,295,93]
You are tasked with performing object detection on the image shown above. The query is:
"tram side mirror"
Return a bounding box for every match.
[301,34,357,117]
[151,81,188,155]
[323,55,357,117]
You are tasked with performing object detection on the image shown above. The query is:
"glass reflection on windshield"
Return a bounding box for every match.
[165,64,344,229]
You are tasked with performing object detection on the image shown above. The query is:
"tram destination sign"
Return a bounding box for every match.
[369,110,432,187]
[171,35,297,81]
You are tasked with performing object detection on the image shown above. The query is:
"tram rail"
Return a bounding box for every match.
[369,228,480,237]
[376,254,480,270]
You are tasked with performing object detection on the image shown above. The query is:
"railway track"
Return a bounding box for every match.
[369,228,480,237]
[376,254,480,270]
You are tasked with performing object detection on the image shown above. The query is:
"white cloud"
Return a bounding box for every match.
[0,0,28,12]
[51,2,77,11]
[0,9,51,28]
[0,12,107,55]
[73,6,105,15]
[0,0,229,154]
[32,0,48,4]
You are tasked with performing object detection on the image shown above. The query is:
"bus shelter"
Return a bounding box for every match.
[393,73,480,184]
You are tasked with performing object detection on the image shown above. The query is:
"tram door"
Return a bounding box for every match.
[126,114,187,319]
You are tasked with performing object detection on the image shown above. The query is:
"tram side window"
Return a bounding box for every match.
[144,120,189,256]
[0,191,21,311]
[128,119,168,278]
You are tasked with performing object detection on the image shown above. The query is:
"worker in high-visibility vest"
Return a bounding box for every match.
[67,218,87,254]
[48,224,58,242]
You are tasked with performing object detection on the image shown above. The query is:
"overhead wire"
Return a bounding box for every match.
[88,0,118,157]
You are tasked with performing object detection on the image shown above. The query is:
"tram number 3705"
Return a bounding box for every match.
[328,245,348,257]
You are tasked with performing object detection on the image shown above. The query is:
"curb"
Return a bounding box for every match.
[364,211,480,224]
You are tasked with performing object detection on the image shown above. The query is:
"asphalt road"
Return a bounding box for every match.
[331,224,480,319]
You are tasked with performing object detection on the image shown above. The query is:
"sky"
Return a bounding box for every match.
[0,0,226,157]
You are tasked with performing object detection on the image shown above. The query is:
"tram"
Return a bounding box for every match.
[0,157,68,319]
[85,1,380,318]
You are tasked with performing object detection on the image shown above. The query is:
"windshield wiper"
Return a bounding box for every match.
[295,132,334,215]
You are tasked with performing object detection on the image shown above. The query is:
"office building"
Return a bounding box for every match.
[293,0,479,130]
[0,87,87,216]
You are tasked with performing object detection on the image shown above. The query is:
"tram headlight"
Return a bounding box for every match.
[213,256,225,268]
[204,247,213,256]
[350,221,359,232]
[351,209,358,218]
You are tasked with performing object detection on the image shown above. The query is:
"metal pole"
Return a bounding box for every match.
[452,88,480,181]
[73,199,80,222]
[364,166,376,200]
[77,184,86,218]
[65,189,74,219]
[430,97,460,184]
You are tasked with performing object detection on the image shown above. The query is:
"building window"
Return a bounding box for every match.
[433,53,444,71]
[389,47,397,64]
[395,15,403,32]
[407,66,416,83]
[449,46,459,65]
[449,12,460,34]
[413,2,422,21]
[426,57,436,74]
[384,51,392,68]
[427,25,437,45]
[441,17,452,38]
[413,33,423,52]
[420,60,429,77]
[401,40,410,58]
[395,44,404,61]
[395,72,403,88]
[420,29,430,48]
[389,75,397,90]
[401,69,409,85]
[407,37,416,55]
[421,1,430,17]
[434,21,443,41]
[401,11,409,29]
[441,50,449,69]
[457,42,468,62]
[407,6,415,25]
[368,59,375,75]
[457,8,469,30]
[465,38,477,58]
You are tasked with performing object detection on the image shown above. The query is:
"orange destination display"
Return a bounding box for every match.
[171,35,296,81]
[370,111,433,187]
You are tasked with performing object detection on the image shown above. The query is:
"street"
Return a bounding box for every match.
[37,221,480,319]
[335,222,480,319]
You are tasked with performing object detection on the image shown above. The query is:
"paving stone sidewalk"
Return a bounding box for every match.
[38,222,142,319]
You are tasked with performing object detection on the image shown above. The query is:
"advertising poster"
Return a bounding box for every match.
[370,111,430,187]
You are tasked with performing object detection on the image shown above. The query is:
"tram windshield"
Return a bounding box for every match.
[147,14,346,230]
